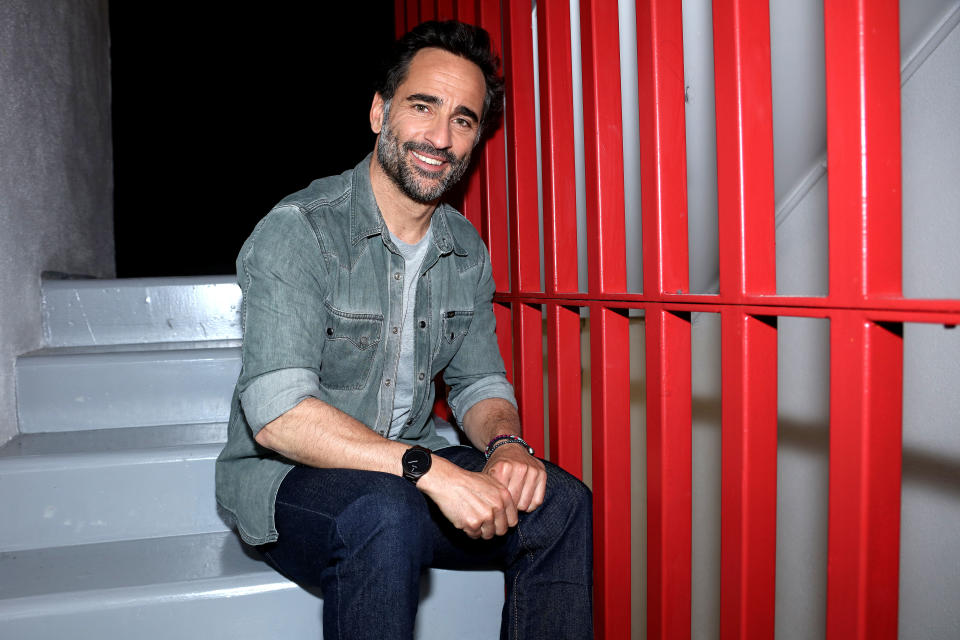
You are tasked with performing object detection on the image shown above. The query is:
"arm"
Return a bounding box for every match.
[255,398,519,539]
[461,397,547,512]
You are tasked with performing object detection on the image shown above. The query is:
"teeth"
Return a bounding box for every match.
[412,151,443,166]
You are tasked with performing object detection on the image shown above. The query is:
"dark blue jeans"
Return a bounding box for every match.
[260,445,593,639]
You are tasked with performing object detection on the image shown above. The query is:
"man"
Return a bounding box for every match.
[216,20,592,639]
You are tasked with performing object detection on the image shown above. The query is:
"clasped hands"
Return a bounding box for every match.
[420,443,546,540]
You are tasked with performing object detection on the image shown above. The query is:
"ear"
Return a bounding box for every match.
[370,93,386,135]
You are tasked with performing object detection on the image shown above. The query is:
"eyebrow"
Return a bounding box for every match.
[405,92,480,124]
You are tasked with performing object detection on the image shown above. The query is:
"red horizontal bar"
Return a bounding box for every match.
[825,0,902,302]
[719,310,778,639]
[637,0,690,296]
[538,0,579,294]
[502,0,543,293]
[826,313,903,639]
[580,0,627,295]
[591,306,632,639]
[546,304,583,477]
[645,305,692,640]
[712,0,776,298]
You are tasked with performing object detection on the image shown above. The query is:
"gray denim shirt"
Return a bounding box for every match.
[215,154,516,545]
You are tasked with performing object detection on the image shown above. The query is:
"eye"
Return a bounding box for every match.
[412,103,430,113]
[453,117,475,130]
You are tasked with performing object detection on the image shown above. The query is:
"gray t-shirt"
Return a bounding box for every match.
[386,226,432,438]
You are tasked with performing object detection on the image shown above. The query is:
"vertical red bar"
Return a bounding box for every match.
[644,305,692,640]
[824,0,902,302]
[436,0,454,21]
[455,0,482,231]
[712,0,776,299]
[494,302,514,385]
[455,0,477,24]
[719,310,778,639]
[636,0,690,296]
[591,306,632,639]
[394,0,407,37]
[537,0,578,294]
[827,314,903,640]
[547,304,583,476]
[405,0,420,29]
[502,0,542,294]
[419,0,436,22]
[580,0,627,294]
[513,303,545,455]
[477,0,510,290]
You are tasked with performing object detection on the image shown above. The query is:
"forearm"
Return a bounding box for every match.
[461,397,523,452]
[255,397,408,475]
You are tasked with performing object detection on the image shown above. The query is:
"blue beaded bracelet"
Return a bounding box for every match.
[484,434,535,459]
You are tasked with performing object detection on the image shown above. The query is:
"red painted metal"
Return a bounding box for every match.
[825,0,902,303]
[590,306,632,639]
[419,0,436,22]
[502,0,542,294]
[494,302,514,385]
[644,305,692,640]
[712,0,777,298]
[719,310,778,639]
[827,314,903,640]
[436,0,454,22]
[636,0,690,296]
[455,0,477,24]
[394,0,407,38]
[580,0,627,295]
[546,304,582,476]
[512,303,545,455]
[537,0,578,294]
[405,0,420,29]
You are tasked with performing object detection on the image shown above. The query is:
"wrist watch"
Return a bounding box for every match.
[401,445,432,484]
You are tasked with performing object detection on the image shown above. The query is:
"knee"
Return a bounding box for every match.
[339,474,432,553]
[521,463,593,545]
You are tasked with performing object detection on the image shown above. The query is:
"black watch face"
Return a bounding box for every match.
[404,448,431,476]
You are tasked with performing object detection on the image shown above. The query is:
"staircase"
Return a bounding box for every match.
[0,276,503,639]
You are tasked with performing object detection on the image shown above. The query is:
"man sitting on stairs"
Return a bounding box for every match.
[215,20,593,640]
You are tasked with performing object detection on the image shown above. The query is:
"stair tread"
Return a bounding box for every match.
[20,339,241,359]
[0,423,227,458]
[0,532,269,602]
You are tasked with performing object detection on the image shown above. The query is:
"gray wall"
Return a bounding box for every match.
[0,0,115,445]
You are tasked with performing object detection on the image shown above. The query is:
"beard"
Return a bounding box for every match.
[376,113,473,204]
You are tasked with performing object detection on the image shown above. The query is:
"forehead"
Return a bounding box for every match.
[397,48,486,112]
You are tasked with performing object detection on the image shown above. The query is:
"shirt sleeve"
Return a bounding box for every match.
[236,204,329,399]
[239,368,322,434]
[443,241,517,425]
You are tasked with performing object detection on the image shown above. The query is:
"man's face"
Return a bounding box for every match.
[371,48,486,204]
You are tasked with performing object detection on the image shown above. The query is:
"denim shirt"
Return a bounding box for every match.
[215,154,516,546]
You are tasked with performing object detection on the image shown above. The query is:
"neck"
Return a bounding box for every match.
[369,152,436,245]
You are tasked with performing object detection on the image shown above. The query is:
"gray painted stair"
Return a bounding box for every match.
[1,276,502,639]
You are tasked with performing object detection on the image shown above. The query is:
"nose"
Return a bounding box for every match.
[424,118,452,151]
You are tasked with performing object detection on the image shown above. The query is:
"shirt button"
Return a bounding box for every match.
[392,326,399,334]
[418,372,425,381]
[394,272,402,280]
[384,379,391,387]
[406,419,413,426]
[419,320,426,328]
[446,311,455,318]
[326,327,333,336]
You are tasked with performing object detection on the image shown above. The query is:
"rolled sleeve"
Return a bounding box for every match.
[447,374,517,425]
[239,368,322,433]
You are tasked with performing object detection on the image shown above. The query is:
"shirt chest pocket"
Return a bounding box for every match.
[321,305,383,390]
[432,309,474,373]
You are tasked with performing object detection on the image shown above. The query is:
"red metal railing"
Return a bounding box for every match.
[396,1,960,638]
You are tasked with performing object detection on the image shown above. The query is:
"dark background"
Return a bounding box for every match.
[110,3,396,276]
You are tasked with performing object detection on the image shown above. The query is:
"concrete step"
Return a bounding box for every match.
[0,424,229,552]
[15,341,240,433]
[41,276,241,348]
[0,531,504,640]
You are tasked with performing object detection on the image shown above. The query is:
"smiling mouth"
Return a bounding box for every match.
[411,150,445,167]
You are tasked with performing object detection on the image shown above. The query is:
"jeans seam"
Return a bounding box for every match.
[513,523,536,640]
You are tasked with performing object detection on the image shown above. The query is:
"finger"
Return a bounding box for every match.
[528,469,547,511]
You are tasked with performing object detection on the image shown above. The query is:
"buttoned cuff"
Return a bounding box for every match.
[448,375,518,426]
[239,368,321,433]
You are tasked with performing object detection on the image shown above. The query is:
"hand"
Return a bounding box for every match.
[483,443,546,512]
[419,458,519,539]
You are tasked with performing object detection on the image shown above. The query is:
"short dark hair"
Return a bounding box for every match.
[375,20,505,137]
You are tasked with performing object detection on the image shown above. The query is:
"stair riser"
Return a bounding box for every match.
[16,349,240,433]
[42,277,241,347]
[0,448,227,552]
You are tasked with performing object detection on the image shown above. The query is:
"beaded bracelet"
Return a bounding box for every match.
[484,434,535,460]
